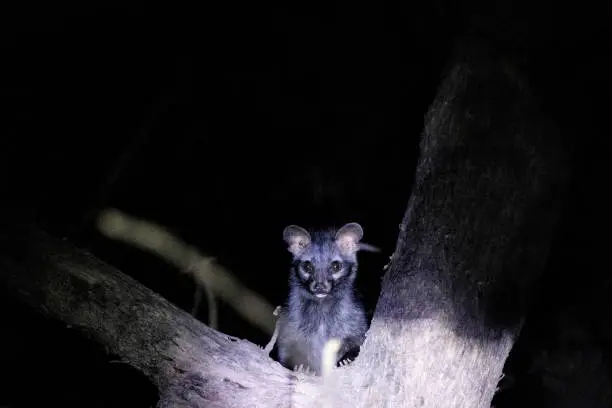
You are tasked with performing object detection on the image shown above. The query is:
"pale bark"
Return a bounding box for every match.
[0,220,293,408]
[0,40,569,408]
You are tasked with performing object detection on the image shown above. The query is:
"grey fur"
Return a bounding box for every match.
[276,222,370,375]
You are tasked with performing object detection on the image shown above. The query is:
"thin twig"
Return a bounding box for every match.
[263,306,282,354]
[97,208,275,335]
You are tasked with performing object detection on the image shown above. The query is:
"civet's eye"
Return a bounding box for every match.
[301,261,314,274]
[330,261,342,272]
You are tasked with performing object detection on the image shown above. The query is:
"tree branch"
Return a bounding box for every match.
[96,208,274,335]
[0,220,301,407]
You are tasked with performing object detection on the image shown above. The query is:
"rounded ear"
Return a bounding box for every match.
[335,222,364,255]
[283,225,311,255]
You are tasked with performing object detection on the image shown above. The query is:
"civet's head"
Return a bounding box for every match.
[282,223,371,300]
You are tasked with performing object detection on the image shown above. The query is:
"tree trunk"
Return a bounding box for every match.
[0,40,569,408]
[340,40,569,407]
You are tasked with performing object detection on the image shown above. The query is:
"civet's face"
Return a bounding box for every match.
[283,223,363,300]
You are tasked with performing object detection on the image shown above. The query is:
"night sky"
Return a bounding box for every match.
[1,1,611,407]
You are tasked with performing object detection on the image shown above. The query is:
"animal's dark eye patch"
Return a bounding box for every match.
[302,261,314,273]
[331,261,348,280]
[297,261,314,280]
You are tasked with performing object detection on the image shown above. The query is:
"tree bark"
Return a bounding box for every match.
[0,40,569,408]
[342,40,569,408]
[0,220,294,408]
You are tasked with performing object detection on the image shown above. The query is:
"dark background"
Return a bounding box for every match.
[1,1,610,407]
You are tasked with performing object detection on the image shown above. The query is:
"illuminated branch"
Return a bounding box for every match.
[97,208,275,335]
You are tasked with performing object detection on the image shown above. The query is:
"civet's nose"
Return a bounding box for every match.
[310,280,331,297]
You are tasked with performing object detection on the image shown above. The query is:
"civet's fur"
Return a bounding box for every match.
[276,222,373,375]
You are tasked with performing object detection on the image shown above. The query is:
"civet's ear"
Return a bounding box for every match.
[283,225,311,256]
[335,222,364,256]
